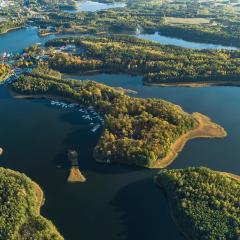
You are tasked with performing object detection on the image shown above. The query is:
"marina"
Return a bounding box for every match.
[50,100,104,131]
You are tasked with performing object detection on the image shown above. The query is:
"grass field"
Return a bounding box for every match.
[164,17,211,25]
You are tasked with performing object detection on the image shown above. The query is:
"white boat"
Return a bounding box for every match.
[91,124,101,133]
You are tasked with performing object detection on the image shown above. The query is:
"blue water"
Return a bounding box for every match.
[64,1,126,13]
[0,27,55,54]
[136,32,239,50]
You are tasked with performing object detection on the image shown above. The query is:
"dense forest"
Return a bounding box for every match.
[46,36,240,85]
[157,167,240,240]
[11,66,196,167]
[0,63,10,82]
[0,167,63,239]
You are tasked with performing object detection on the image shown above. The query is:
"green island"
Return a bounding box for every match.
[11,65,226,167]
[156,167,240,240]
[44,35,240,86]
[0,149,63,240]
[0,63,11,83]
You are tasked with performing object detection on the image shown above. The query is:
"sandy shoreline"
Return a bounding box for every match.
[33,182,44,215]
[153,112,227,168]
[68,167,86,183]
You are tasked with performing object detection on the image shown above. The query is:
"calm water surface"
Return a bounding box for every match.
[0,27,55,53]
[64,1,126,13]
[136,32,239,50]
[1,27,240,240]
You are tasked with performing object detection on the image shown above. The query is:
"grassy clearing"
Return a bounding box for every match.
[164,17,211,25]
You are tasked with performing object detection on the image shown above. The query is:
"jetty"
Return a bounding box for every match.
[67,150,86,183]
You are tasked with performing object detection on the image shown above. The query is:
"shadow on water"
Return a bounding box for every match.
[59,126,147,175]
[110,178,185,240]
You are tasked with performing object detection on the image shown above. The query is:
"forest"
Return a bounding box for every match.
[46,36,240,85]
[11,65,196,167]
[28,0,240,47]
[0,63,10,82]
[0,167,63,239]
[1,0,240,47]
[157,167,240,240]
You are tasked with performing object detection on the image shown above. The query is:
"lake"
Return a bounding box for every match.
[1,25,240,240]
[0,27,55,54]
[136,32,239,50]
[64,1,126,13]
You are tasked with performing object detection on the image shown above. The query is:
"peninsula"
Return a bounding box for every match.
[0,167,63,239]
[156,167,240,240]
[45,36,240,87]
[11,66,226,168]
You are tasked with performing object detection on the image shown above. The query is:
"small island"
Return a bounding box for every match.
[156,167,240,240]
[11,66,226,168]
[67,150,86,183]
[0,167,63,239]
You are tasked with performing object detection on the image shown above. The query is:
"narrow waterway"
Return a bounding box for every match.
[136,32,239,50]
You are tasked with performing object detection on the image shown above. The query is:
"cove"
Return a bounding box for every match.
[0,27,56,54]
[136,32,239,50]
[0,86,184,240]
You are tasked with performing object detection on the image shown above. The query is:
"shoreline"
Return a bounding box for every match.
[154,176,193,240]
[33,182,44,215]
[11,91,227,169]
[155,170,240,240]
[0,26,23,35]
[144,80,240,88]
[67,167,86,183]
[152,112,227,168]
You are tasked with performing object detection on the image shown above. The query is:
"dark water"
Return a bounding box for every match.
[64,1,126,13]
[1,27,240,240]
[136,32,239,50]
[0,86,183,240]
